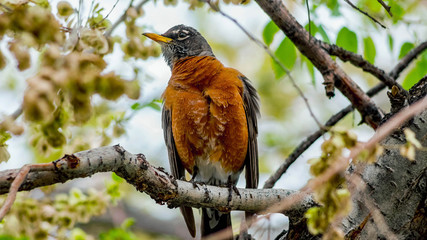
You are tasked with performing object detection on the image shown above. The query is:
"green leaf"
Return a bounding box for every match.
[318,25,330,43]
[326,0,340,16]
[272,37,297,79]
[363,37,376,64]
[131,100,161,111]
[389,1,404,23]
[304,22,318,37]
[262,21,280,46]
[302,56,316,85]
[402,52,427,89]
[398,42,414,59]
[131,102,142,110]
[120,218,135,229]
[307,59,315,85]
[0,130,11,146]
[388,34,394,51]
[336,27,358,53]
[111,172,124,182]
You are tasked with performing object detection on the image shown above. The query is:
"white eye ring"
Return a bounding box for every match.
[177,32,189,41]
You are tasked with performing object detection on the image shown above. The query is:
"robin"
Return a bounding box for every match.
[143,24,259,239]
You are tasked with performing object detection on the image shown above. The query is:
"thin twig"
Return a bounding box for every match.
[390,41,427,79]
[105,0,149,37]
[305,0,312,37]
[344,0,386,29]
[0,3,12,12]
[205,0,323,129]
[377,0,393,17]
[85,0,96,27]
[264,41,427,188]
[0,165,30,220]
[0,163,54,220]
[263,105,351,188]
[77,0,83,28]
[93,0,120,28]
[8,106,23,121]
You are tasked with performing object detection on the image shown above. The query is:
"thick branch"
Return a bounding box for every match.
[255,0,383,129]
[0,145,313,218]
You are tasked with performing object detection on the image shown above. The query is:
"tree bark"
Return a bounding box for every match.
[343,79,427,239]
[0,145,314,218]
[254,0,383,129]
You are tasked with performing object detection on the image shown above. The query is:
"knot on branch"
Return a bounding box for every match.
[53,154,80,170]
[322,69,335,98]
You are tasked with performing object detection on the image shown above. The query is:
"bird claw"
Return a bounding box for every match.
[226,176,240,204]
[189,166,201,189]
[191,180,200,190]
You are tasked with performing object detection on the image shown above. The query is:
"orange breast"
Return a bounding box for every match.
[162,56,248,174]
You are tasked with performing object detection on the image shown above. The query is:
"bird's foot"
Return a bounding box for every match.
[227,176,240,204]
[189,166,200,190]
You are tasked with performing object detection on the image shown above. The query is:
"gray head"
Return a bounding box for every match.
[143,25,215,69]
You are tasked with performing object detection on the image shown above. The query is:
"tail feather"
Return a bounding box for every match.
[180,206,196,238]
[201,208,232,239]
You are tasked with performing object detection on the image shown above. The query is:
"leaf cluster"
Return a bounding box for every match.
[305,129,356,238]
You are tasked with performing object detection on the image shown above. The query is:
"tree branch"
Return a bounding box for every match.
[318,41,406,94]
[389,41,427,79]
[104,0,149,37]
[344,0,386,29]
[377,0,393,17]
[0,145,314,220]
[263,41,427,188]
[255,0,383,129]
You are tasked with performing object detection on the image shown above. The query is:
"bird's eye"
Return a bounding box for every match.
[177,31,188,40]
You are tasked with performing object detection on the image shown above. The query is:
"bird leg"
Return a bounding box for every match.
[189,166,200,189]
[227,176,240,204]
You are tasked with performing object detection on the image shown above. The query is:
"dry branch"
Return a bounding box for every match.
[255,0,382,129]
[0,145,314,220]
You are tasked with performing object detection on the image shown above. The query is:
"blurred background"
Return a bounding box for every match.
[0,0,426,239]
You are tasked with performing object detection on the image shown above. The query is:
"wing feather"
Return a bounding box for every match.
[239,76,260,189]
[162,107,196,237]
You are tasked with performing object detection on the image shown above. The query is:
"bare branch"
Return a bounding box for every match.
[319,41,407,94]
[104,0,149,37]
[390,41,427,79]
[377,0,393,17]
[263,105,351,188]
[93,0,120,28]
[0,145,313,219]
[344,0,386,29]
[0,165,30,220]
[255,0,383,129]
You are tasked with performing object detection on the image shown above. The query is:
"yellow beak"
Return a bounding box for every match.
[143,33,173,43]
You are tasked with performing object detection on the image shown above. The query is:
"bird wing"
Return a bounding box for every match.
[162,107,196,237]
[239,76,260,189]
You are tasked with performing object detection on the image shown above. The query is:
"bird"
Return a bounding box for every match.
[143,24,259,239]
